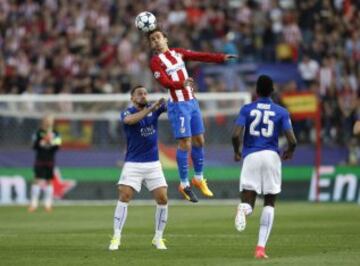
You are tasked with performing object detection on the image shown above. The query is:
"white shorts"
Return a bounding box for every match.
[118,161,167,193]
[240,150,281,195]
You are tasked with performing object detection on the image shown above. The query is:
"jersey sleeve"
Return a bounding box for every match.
[32,131,40,150]
[235,106,247,126]
[158,103,167,115]
[150,56,184,90]
[153,103,167,119]
[120,109,132,123]
[174,48,226,63]
[281,110,293,132]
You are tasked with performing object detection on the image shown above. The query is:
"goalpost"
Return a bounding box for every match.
[0,92,251,150]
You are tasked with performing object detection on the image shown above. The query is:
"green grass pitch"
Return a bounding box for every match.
[1,202,360,266]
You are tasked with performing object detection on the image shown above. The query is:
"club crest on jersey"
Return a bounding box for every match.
[154,71,160,79]
[121,111,130,121]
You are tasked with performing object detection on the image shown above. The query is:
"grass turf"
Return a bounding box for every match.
[0,202,359,266]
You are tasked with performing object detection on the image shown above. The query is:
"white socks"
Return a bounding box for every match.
[257,206,274,248]
[30,184,54,209]
[113,202,168,241]
[238,203,274,248]
[154,204,168,240]
[194,174,203,181]
[44,185,53,209]
[180,181,190,187]
[239,203,253,216]
[113,201,128,238]
[30,184,41,208]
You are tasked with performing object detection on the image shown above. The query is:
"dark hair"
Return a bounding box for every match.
[147,28,167,40]
[130,85,145,96]
[256,75,274,97]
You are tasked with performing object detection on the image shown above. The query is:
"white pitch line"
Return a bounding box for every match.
[0,198,265,207]
[54,199,242,206]
[53,199,264,206]
[119,233,241,238]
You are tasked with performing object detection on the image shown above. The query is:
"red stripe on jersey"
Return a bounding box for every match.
[176,69,190,101]
[170,89,178,102]
[177,68,185,81]
[165,50,187,102]
[164,51,177,64]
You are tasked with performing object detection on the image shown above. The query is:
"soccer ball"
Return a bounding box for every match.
[135,11,157,32]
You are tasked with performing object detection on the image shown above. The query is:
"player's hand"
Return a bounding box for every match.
[234,152,242,162]
[282,150,294,160]
[40,140,47,146]
[43,132,53,144]
[150,98,166,111]
[225,54,238,61]
[183,78,195,88]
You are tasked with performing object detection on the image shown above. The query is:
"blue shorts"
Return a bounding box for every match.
[167,99,205,139]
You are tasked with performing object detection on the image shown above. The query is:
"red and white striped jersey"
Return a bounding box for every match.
[150,48,225,102]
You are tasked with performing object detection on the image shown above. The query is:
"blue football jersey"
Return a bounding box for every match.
[235,97,292,158]
[120,104,166,162]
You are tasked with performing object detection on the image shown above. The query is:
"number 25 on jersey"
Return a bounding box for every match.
[249,110,275,137]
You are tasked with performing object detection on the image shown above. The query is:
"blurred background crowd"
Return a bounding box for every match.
[0,0,359,156]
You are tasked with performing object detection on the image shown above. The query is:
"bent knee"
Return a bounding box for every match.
[118,186,133,202]
[192,135,205,147]
[156,194,168,205]
[178,138,192,151]
[119,193,131,202]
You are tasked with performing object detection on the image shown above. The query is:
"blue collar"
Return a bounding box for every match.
[257,97,272,103]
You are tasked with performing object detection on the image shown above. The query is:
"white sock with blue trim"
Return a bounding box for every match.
[113,201,128,238]
[154,204,168,240]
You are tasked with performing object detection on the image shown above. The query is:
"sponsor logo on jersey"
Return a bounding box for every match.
[165,62,185,75]
[140,125,155,137]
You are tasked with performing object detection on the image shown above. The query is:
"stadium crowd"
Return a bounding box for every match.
[0,0,358,152]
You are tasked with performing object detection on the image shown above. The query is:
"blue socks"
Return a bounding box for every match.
[176,148,189,186]
[191,146,204,177]
[177,146,205,186]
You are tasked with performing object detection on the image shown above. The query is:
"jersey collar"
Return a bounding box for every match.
[257,97,272,103]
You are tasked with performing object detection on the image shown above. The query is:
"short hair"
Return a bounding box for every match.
[147,28,167,40]
[256,75,274,97]
[130,85,145,96]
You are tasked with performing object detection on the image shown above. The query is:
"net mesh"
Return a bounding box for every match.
[0,93,251,152]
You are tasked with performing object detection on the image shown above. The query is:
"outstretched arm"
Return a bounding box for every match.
[123,98,166,125]
[232,125,245,161]
[175,48,237,63]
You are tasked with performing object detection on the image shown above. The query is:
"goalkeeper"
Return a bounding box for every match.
[28,114,62,212]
